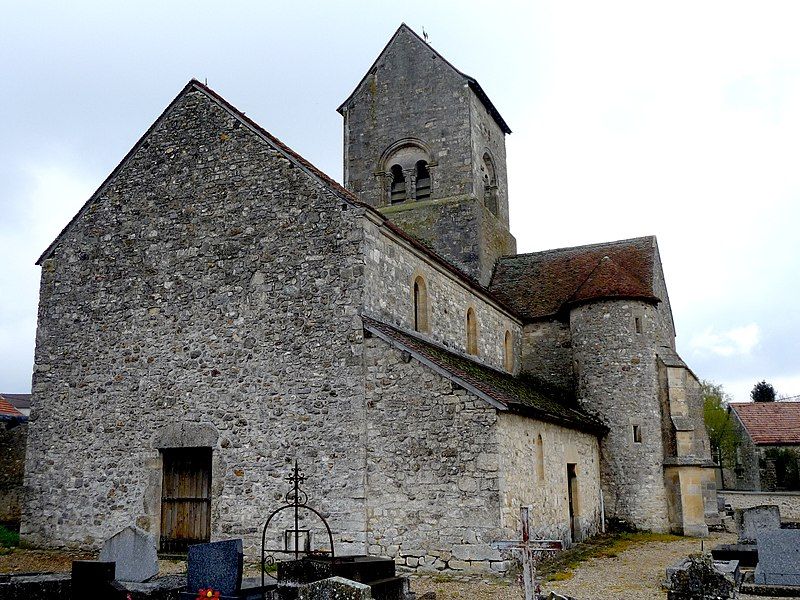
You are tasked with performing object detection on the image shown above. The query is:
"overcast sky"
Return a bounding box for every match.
[2,1,799,401]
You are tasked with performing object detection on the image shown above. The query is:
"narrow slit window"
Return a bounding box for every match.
[504,330,514,372]
[536,434,545,480]
[633,425,642,443]
[634,316,642,334]
[466,307,478,355]
[413,276,429,333]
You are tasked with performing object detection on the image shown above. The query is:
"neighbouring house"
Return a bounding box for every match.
[728,401,800,491]
[0,393,29,527]
[21,24,716,570]
[4,393,31,418]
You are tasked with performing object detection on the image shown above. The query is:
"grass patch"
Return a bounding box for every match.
[538,532,682,582]
[0,525,20,548]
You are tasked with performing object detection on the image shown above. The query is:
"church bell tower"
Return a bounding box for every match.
[338,24,516,285]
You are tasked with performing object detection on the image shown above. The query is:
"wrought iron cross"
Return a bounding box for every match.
[492,507,563,600]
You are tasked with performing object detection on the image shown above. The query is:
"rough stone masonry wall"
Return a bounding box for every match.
[362,218,521,372]
[521,320,574,392]
[0,423,27,526]
[23,87,369,556]
[497,413,602,546]
[571,300,670,531]
[363,336,508,573]
[469,90,510,228]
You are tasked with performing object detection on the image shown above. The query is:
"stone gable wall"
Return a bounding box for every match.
[363,336,507,572]
[362,219,521,372]
[497,413,602,545]
[570,300,670,531]
[23,88,369,555]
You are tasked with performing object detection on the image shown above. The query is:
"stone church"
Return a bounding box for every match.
[22,24,717,571]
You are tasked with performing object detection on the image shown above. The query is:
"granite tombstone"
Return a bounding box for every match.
[754,529,800,586]
[184,539,243,599]
[736,505,781,544]
[99,525,159,582]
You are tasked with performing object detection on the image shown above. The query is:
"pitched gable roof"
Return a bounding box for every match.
[363,316,607,435]
[0,395,27,422]
[730,402,800,446]
[36,79,519,321]
[337,23,511,134]
[489,236,661,321]
[36,79,364,265]
[1,393,31,410]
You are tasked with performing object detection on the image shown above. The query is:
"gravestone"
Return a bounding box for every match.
[99,525,159,582]
[754,529,800,586]
[184,539,243,599]
[665,555,738,600]
[297,576,373,600]
[736,505,781,543]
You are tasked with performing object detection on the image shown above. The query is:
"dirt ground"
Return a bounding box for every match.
[0,533,786,599]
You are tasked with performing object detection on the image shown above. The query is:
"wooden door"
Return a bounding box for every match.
[160,447,212,552]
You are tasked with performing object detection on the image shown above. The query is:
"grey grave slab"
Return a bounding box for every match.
[754,529,800,586]
[99,525,159,583]
[186,539,243,598]
[297,576,373,600]
[736,504,781,543]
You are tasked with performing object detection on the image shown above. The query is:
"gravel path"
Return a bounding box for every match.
[411,531,784,600]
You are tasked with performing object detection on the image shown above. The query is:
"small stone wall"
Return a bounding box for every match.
[720,490,800,521]
[0,423,27,526]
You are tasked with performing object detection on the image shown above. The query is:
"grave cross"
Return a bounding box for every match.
[492,507,563,600]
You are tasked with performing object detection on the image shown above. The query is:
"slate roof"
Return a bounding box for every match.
[0,395,27,422]
[489,236,661,322]
[337,23,511,134]
[730,402,800,446]
[363,316,607,435]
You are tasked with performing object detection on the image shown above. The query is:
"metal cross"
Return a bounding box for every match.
[492,507,563,600]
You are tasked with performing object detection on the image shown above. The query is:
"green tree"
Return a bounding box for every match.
[751,380,777,402]
[702,380,741,488]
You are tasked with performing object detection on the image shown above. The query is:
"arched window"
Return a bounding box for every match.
[536,434,545,480]
[481,152,498,216]
[466,307,478,355]
[390,164,406,204]
[415,160,431,201]
[381,140,433,205]
[504,330,514,372]
[413,276,429,333]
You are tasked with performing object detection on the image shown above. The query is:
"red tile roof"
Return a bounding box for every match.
[0,395,26,421]
[730,402,800,446]
[489,236,660,321]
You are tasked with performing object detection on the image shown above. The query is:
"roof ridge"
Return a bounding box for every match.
[503,235,656,261]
